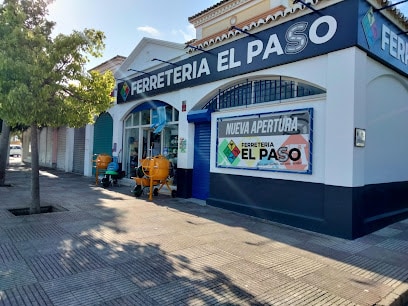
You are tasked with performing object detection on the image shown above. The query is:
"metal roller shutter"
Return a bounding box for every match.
[73,127,86,174]
[56,127,66,170]
[192,122,211,199]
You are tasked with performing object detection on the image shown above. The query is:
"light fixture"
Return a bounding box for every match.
[293,0,321,14]
[374,0,408,11]
[354,128,366,147]
[229,25,256,37]
[152,58,179,66]
[185,44,212,53]
[127,68,152,75]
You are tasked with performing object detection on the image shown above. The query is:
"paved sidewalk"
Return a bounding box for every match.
[0,161,407,306]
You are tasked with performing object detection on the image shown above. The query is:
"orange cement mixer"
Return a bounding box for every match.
[94,154,112,185]
[131,155,176,200]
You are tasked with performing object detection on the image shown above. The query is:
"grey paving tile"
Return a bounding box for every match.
[356,245,408,268]
[376,237,408,253]
[0,283,53,306]
[270,256,326,279]
[100,292,159,306]
[0,243,22,263]
[4,223,67,242]
[0,260,37,290]
[27,249,107,281]
[1,166,408,306]
[372,227,404,237]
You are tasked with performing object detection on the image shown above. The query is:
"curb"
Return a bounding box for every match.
[376,282,408,306]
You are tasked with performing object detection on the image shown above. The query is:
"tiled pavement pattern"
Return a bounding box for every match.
[0,161,407,305]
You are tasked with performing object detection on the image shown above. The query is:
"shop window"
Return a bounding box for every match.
[203,78,325,111]
[125,115,132,127]
[166,106,172,122]
[133,112,140,125]
[141,109,150,125]
[123,104,179,181]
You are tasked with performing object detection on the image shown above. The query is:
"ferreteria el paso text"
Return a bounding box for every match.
[128,15,338,96]
[241,146,302,162]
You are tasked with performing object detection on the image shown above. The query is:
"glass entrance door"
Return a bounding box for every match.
[142,129,161,159]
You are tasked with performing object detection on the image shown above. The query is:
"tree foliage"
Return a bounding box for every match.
[0,0,115,212]
[0,0,115,127]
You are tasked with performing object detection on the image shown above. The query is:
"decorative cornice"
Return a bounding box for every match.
[187,1,316,52]
[189,0,253,27]
[187,0,408,52]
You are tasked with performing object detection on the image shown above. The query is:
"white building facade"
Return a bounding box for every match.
[88,0,408,238]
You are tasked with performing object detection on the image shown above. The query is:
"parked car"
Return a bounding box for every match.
[9,145,22,157]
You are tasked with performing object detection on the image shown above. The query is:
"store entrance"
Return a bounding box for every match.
[123,104,179,179]
[142,129,161,159]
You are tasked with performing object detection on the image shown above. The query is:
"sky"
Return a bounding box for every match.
[45,0,408,70]
[47,0,220,69]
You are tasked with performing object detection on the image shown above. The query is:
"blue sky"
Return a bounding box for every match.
[47,0,408,70]
[48,0,220,69]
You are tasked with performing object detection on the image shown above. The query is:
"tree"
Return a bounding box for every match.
[0,0,115,213]
[0,121,11,186]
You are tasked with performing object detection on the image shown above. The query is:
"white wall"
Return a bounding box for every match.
[101,46,408,189]
[84,124,94,177]
[39,127,53,167]
[65,128,74,172]
[364,61,408,184]
[324,48,361,187]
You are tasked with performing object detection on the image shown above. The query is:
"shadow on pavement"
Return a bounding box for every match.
[0,163,266,305]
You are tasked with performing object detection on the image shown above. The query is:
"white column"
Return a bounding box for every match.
[325,47,366,187]
[177,110,195,169]
[84,124,94,177]
[65,128,74,172]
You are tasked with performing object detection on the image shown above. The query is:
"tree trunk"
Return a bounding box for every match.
[30,125,41,214]
[0,121,11,186]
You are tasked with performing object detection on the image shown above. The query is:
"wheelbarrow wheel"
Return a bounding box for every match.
[171,190,177,198]
[102,176,110,188]
[133,185,143,197]
[153,188,159,196]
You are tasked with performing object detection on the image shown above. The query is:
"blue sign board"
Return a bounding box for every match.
[118,1,359,104]
[358,1,408,77]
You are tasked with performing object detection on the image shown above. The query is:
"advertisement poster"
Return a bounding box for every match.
[217,108,313,174]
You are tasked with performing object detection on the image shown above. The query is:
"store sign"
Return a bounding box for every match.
[216,108,313,174]
[358,2,408,76]
[117,1,357,103]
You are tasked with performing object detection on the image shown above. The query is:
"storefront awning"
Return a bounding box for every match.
[187,108,212,123]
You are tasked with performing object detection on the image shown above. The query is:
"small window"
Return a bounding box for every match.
[141,109,150,125]
[166,106,172,122]
[125,115,132,127]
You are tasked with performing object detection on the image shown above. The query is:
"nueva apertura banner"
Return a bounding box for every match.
[217,108,313,174]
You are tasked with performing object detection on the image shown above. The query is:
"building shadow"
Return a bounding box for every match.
[0,165,266,305]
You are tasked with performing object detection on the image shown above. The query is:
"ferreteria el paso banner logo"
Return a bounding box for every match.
[216,108,313,174]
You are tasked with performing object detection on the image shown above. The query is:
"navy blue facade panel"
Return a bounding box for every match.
[360,182,408,235]
[207,173,334,234]
[207,173,408,239]
[117,0,359,103]
[176,169,193,198]
[192,122,211,199]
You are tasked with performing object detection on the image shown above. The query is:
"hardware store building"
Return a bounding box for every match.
[103,0,408,239]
